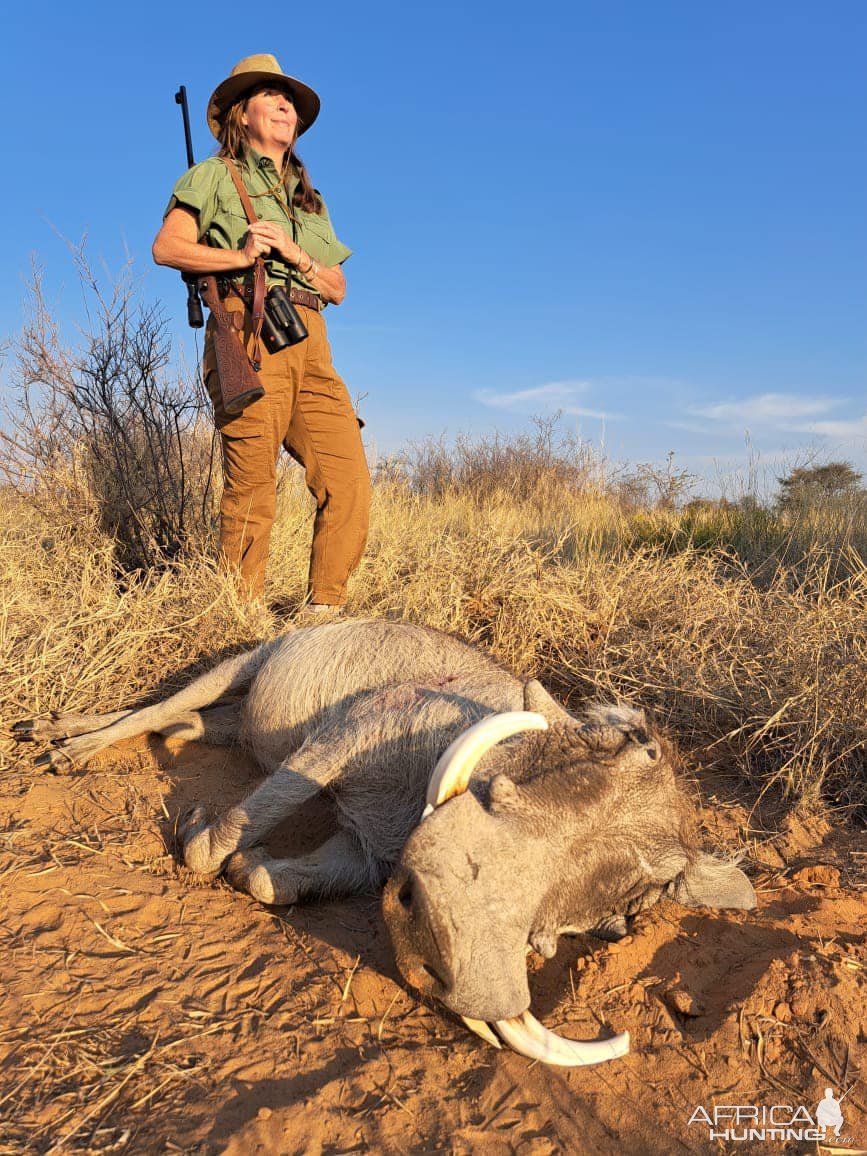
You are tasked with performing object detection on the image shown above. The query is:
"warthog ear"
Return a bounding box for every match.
[668,854,756,910]
[523,680,575,724]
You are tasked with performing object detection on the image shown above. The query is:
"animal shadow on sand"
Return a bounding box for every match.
[636,914,806,1043]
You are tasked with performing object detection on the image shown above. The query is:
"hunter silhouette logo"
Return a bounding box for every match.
[816,1088,845,1139]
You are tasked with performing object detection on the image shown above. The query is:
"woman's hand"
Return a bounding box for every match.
[248,220,348,303]
[240,226,274,265]
[152,208,348,304]
[247,220,302,265]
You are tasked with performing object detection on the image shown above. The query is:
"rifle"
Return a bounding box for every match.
[174,86,264,414]
[174,87,204,329]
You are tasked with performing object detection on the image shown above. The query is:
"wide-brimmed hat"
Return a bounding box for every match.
[207,54,320,139]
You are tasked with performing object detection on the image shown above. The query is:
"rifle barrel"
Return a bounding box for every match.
[174,86,196,169]
[173,85,204,327]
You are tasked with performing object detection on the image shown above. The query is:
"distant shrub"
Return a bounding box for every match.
[383,414,604,514]
[1,253,217,571]
[611,451,698,512]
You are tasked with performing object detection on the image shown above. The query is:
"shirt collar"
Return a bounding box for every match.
[243,146,275,175]
[242,147,301,198]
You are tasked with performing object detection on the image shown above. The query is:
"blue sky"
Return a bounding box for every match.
[4,0,866,494]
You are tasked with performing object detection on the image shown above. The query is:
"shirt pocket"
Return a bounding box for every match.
[301,213,349,268]
[213,189,251,249]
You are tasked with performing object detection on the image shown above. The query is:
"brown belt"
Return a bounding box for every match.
[217,279,321,312]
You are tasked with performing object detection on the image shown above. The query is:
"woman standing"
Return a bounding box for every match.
[153,54,369,619]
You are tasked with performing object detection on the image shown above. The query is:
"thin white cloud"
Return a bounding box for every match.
[474,381,618,420]
[793,414,867,439]
[475,381,590,407]
[690,392,842,425]
[687,391,867,443]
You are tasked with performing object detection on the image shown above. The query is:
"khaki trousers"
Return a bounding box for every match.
[203,299,370,604]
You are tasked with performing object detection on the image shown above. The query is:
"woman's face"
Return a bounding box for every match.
[242,84,298,154]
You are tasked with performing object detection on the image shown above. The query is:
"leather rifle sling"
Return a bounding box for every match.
[221,158,267,370]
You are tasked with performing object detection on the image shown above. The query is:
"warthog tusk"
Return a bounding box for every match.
[492,1010,629,1067]
[461,1016,502,1048]
[425,711,549,812]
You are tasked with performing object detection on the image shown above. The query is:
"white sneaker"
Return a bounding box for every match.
[293,603,346,628]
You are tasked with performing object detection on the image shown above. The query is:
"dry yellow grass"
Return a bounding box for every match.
[1,456,866,1154]
[1,467,864,813]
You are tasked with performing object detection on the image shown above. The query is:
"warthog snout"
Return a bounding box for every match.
[383,866,456,999]
[384,783,539,1024]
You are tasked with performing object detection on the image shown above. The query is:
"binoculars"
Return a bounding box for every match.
[261,285,309,353]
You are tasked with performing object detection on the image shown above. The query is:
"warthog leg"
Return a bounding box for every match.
[16,703,242,748]
[14,710,134,742]
[180,734,348,875]
[224,830,378,905]
[151,702,242,745]
[19,643,273,772]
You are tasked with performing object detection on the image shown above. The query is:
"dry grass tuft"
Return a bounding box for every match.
[0,1010,234,1152]
[0,488,266,751]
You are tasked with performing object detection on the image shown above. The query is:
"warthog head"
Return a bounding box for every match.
[383,697,754,1065]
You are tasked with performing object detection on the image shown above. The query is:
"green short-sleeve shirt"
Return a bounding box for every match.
[164,150,351,298]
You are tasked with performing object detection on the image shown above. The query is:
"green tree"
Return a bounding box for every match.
[776,462,864,512]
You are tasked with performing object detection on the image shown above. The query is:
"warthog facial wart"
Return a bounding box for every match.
[16,620,756,1066]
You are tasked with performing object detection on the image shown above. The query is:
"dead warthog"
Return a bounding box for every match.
[16,620,754,1065]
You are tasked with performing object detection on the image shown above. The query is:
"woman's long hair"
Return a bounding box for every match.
[218,98,323,215]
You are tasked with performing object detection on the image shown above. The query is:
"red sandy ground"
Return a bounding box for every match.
[1,734,865,1154]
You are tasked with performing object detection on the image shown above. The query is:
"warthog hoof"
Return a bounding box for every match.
[33,746,76,774]
[12,711,69,743]
[225,848,300,906]
[225,847,277,903]
[12,719,37,740]
[178,804,227,876]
